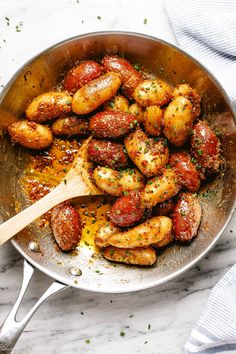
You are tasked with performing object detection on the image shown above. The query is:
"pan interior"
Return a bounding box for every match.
[0,32,235,293]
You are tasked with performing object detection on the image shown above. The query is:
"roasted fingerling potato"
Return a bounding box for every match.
[143,105,163,136]
[94,222,120,248]
[124,128,169,177]
[72,72,122,115]
[107,216,173,249]
[26,92,72,123]
[163,96,194,147]
[52,116,89,136]
[93,166,145,196]
[8,121,53,150]
[133,79,173,107]
[128,103,144,123]
[173,83,201,119]
[141,168,181,208]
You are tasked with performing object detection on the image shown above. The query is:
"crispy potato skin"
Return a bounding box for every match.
[89,111,138,139]
[141,168,180,208]
[72,72,122,115]
[8,121,53,150]
[133,80,173,107]
[93,167,145,196]
[143,106,163,136]
[173,84,201,119]
[163,96,193,147]
[103,95,129,112]
[87,139,128,169]
[107,216,172,248]
[169,152,200,192]
[52,116,89,136]
[51,204,82,251]
[110,190,145,227]
[128,103,144,122]
[153,232,173,248]
[102,55,142,98]
[63,61,103,93]
[124,128,169,177]
[95,222,120,248]
[103,246,156,266]
[26,92,72,122]
[191,120,221,176]
[172,192,201,242]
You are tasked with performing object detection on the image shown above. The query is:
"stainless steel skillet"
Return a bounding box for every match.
[0,31,235,353]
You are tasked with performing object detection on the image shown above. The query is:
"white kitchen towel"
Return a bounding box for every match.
[165,1,236,352]
[165,0,236,108]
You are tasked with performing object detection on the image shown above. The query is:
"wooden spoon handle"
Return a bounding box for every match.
[0,175,90,246]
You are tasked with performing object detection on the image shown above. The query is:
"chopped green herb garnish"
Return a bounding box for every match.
[120,331,125,337]
[198,149,202,155]
[97,16,101,20]
[85,339,90,344]
[143,18,147,24]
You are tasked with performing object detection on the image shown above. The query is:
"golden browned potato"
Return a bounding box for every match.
[133,79,173,107]
[143,106,163,136]
[94,222,120,248]
[93,167,145,196]
[107,216,172,248]
[173,83,201,119]
[72,72,122,115]
[141,168,180,208]
[163,96,193,147]
[103,246,156,266]
[124,128,169,177]
[128,103,144,122]
[103,95,129,112]
[52,116,89,136]
[8,121,53,150]
[26,92,72,123]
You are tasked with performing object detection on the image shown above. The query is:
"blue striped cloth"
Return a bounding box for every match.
[165,0,236,107]
[165,1,236,352]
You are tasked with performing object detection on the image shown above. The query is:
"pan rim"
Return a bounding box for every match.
[1,30,235,293]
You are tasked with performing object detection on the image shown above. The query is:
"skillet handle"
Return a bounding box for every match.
[0,260,68,353]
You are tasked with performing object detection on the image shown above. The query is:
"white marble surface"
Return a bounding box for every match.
[0,0,235,353]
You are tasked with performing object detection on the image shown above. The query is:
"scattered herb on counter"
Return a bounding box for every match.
[80,312,84,315]
[120,331,125,337]
[129,314,134,318]
[97,16,101,20]
[5,17,10,26]
[85,339,90,344]
[143,18,147,24]
[95,270,100,273]
[144,341,148,344]
[148,324,151,330]
[63,179,67,185]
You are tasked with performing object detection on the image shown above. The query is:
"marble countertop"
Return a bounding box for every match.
[0,1,235,353]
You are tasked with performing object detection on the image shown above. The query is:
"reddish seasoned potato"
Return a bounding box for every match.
[173,84,201,119]
[52,116,89,136]
[124,128,169,177]
[107,216,172,248]
[8,121,53,150]
[143,106,163,136]
[103,95,129,112]
[89,111,138,139]
[87,139,128,169]
[163,96,193,147]
[103,246,156,266]
[191,120,221,176]
[64,61,103,93]
[110,190,144,227]
[169,152,200,192]
[72,72,122,115]
[129,103,144,122]
[93,166,145,196]
[141,168,181,208]
[133,79,173,107]
[172,192,201,242]
[153,199,174,216]
[26,92,72,123]
[102,55,142,98]
[51,204,82,251]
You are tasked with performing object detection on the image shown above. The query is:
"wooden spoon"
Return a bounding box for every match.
[0,137,102,245]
